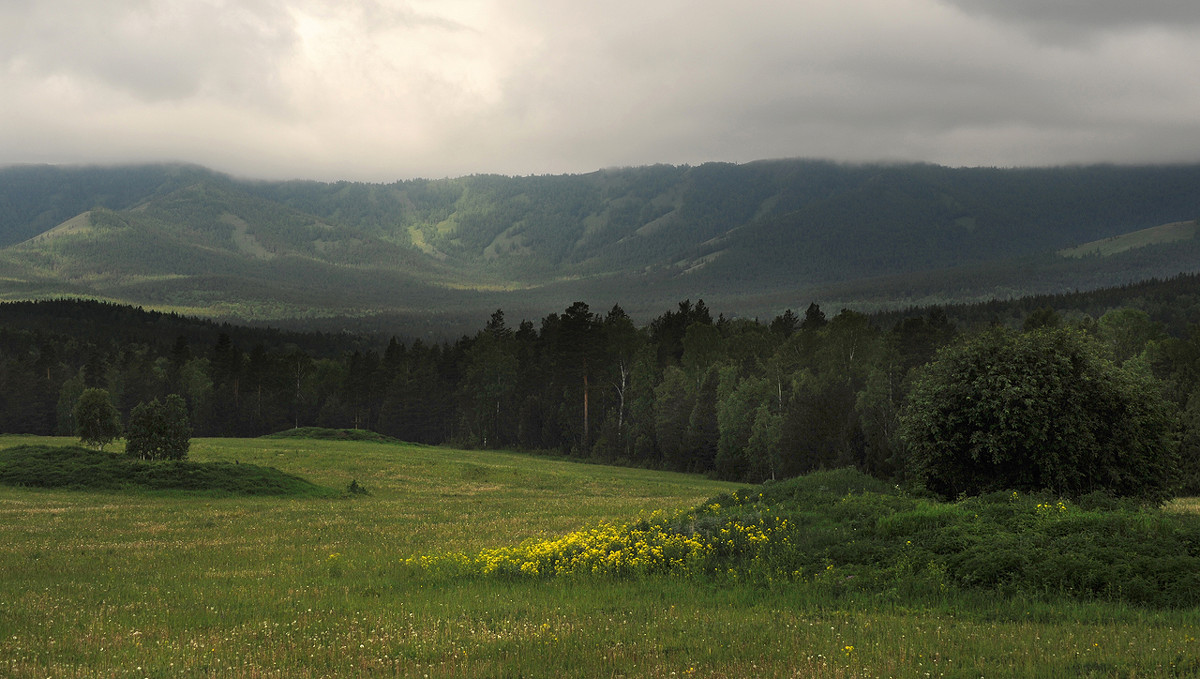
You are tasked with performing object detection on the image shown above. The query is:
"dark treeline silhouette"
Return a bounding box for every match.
[4,282,1200,485]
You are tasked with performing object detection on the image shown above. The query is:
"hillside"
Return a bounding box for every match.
[1059,220,1199,258]
[2,161,1200,323]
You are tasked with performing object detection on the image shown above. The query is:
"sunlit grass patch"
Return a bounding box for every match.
[1168,496,1200,514]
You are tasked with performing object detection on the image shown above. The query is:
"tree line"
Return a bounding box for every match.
[1,297,1196,490]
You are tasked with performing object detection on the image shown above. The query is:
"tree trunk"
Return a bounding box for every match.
[583,369,590,447]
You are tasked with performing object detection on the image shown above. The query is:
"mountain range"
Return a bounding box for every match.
[2,160,1199,333]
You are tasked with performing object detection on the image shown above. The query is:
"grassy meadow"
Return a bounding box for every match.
[1,435,1198,678]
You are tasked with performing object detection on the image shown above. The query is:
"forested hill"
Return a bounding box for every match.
[242,161,1200,288]
[0,299,376,357]
[2,161,1200,324]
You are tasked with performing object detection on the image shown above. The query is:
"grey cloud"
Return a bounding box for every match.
[463,0,1192,178]
[5,0,1200,181]
[940,0,1200,34]
[1,0,298,106]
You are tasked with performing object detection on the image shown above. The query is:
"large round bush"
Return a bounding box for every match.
[126,394,192,460]
[899,327,1179,501]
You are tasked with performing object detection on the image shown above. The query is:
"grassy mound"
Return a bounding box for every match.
[0,445,337,497]
[406,468,1200,609]
[261,427,399,443]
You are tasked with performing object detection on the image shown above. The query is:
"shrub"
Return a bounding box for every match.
[899,327,1180,502]
[401,468,1200,608]
[126,394,191,460]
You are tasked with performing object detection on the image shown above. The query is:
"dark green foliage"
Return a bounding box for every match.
[4,289,1200,493]
[800,303,827,331]
[126,394,191,460]
[1178,403,1200,495]
[900,327,1180,501]
[0,164,223,247]
[73,388,122,451]
[0,445,334,496]
[699,469,1200,608]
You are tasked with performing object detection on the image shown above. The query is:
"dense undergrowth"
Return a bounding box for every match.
[405,468,1200,609]
[0,445,336,496]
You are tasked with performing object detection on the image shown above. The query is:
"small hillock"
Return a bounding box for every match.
[0,445,336,497]
[406,469,1200,609]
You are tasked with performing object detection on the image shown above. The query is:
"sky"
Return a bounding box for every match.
[3,0,1200,182]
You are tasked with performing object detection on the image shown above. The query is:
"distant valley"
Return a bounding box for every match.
[2,160,1199,332]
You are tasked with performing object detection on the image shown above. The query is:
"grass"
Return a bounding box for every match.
[401,470,1200,609]
[1170,496,1200,514]
[1058,220,1198,258]
[261,426,401,444]
[1,435,1198,678]
[0,445,336,496]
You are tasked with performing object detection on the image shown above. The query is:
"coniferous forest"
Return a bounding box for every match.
[5,275,1200,493]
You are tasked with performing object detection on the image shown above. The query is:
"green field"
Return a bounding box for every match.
[1058,220,1199,258]
[1,436,1197,678]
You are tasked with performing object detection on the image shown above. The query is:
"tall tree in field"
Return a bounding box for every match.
[74,387,122,451]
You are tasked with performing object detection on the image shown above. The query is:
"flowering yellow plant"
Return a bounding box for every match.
[403,509,797,579]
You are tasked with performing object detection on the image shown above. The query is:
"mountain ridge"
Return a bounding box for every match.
[2,160,1199,326]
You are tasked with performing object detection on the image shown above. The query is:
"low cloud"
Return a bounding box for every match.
[3,0,1200,180]
[941,0,1200,32]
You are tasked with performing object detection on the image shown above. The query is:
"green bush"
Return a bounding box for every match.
[899,327,1180,502]
[126,394,191,460]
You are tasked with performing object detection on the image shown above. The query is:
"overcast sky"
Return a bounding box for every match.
[3,0,1200,182]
